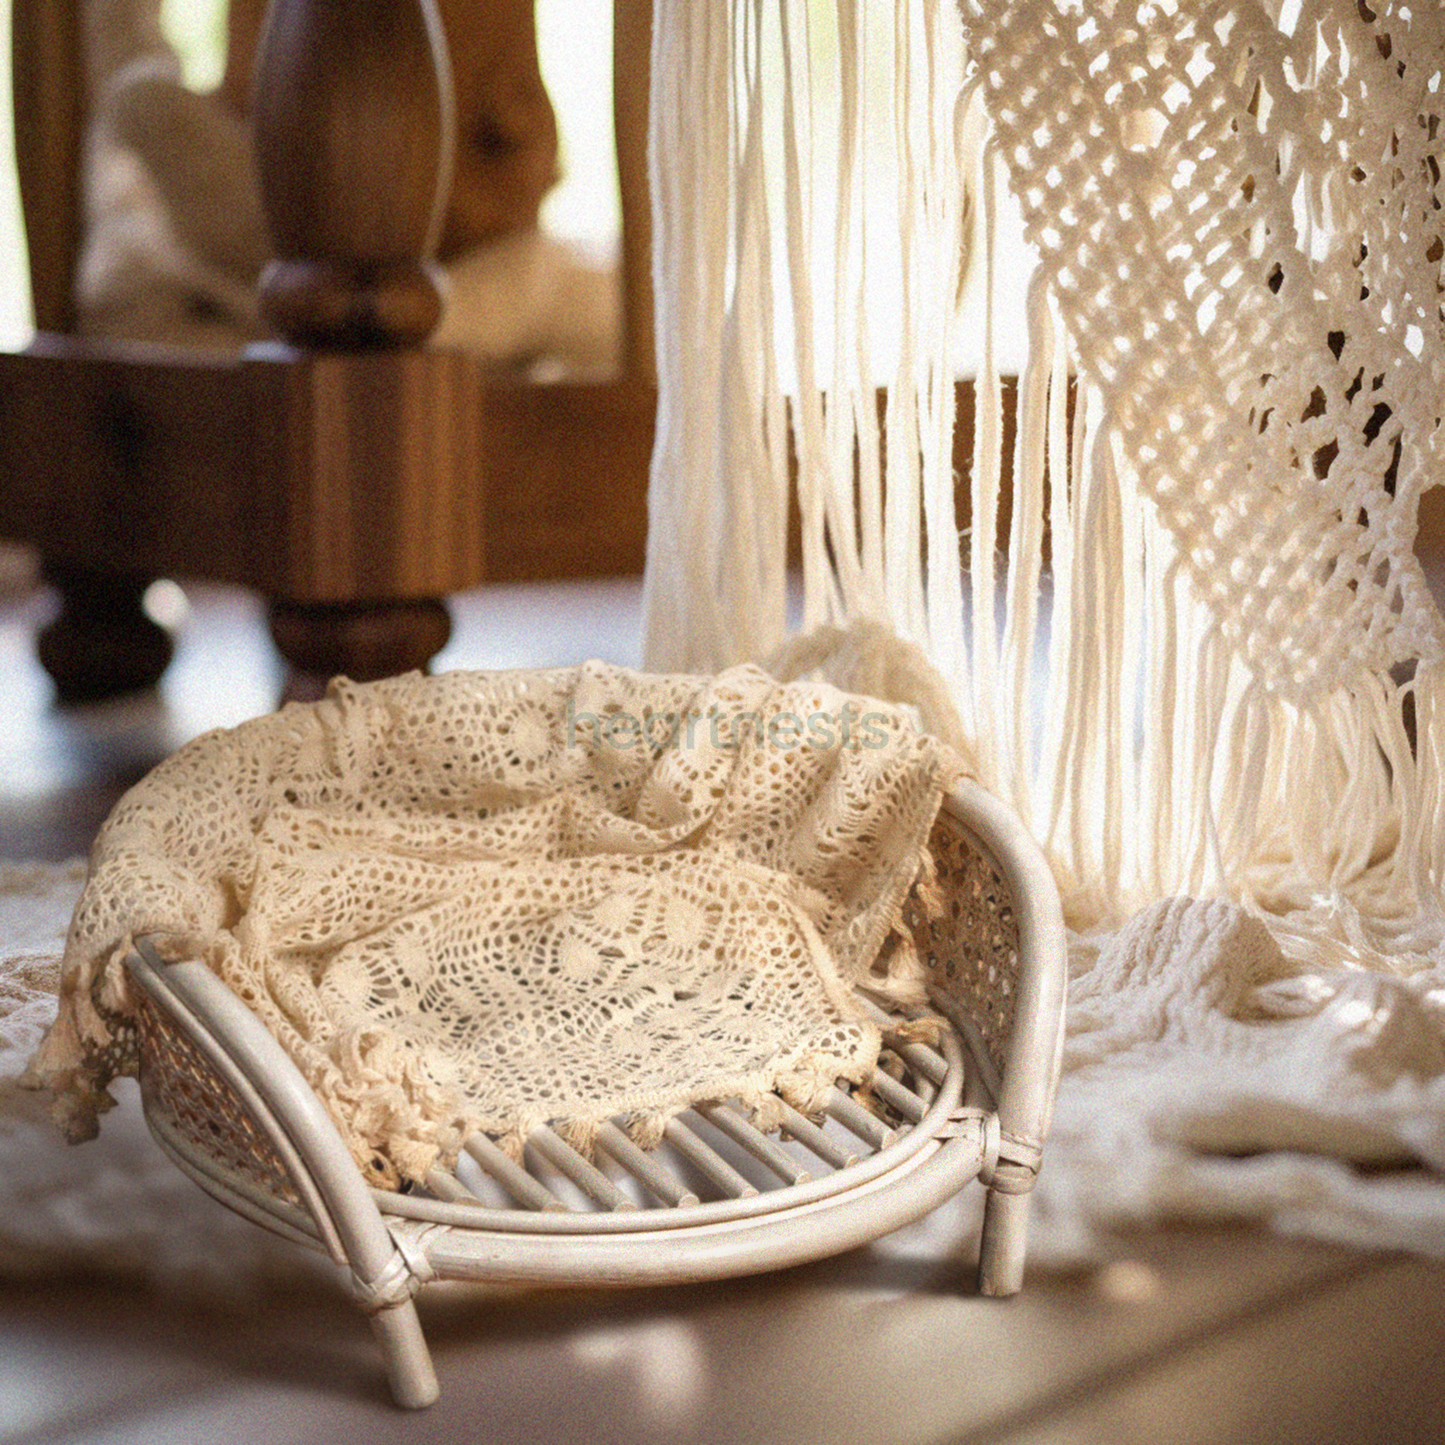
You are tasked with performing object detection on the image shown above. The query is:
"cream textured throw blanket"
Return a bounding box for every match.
[26,665,959,1189]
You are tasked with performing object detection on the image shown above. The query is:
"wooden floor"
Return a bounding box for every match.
[2,575,1443,1445]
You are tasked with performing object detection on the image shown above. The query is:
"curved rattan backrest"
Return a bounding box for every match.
[11,0,85,333]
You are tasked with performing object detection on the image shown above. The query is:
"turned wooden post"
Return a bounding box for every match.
[251,0,457,690]
[613,0,654,383]
[252,0,454,346]
[11,0,171,700]
[36,563,175,704]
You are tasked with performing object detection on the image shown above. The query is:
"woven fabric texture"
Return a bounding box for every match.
[27,664,961,1187]
[641,0,1445,1252]
[963,0,1445,693]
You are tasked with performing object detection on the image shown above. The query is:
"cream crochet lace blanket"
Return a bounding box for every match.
[27,665,959,1187]
[6,865,1443,1281]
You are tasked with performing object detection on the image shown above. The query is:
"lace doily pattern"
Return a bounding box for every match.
[960,0,1445,692]
[30,664,962,1187]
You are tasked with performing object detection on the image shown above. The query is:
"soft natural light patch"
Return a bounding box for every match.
[536,0,622,262]
[160,0,227,92]
[1095,1259,1162,1305]
[0,0,33,346]
[142,578,191,630]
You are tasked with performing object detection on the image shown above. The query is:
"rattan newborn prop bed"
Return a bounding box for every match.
[31,664,1066,1409]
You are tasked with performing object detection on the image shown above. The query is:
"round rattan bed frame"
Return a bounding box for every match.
[122,778,1066,1408]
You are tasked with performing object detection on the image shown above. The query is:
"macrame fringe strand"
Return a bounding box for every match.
[641,0,1445,969]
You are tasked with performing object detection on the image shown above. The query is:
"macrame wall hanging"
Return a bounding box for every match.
[642,0,1445,1253]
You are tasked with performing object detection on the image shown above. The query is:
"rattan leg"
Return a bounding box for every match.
[977,1187,1030,1297]
[368,1297,439,1409]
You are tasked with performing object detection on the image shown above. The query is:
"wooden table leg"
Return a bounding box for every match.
[37,562,174,703]
[250,0,457,691]
[268,598,452,699]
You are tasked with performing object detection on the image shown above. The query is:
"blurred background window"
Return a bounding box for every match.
[0,0,623,349]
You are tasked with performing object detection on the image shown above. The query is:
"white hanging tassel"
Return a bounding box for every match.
[645,0,1445,936]
[645,0,1445,1261]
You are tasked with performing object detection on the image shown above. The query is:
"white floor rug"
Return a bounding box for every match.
[0,861,330,1293]
[4,860,1444,1292]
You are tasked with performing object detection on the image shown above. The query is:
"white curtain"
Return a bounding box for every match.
[641,0,1445,1260]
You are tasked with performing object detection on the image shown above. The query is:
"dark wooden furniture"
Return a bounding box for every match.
[0,0,656,701]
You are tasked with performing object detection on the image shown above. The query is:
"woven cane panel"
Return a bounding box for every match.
[135,991,300,1207]
[84,1003,138,1089]
[905,815,1018,1078]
